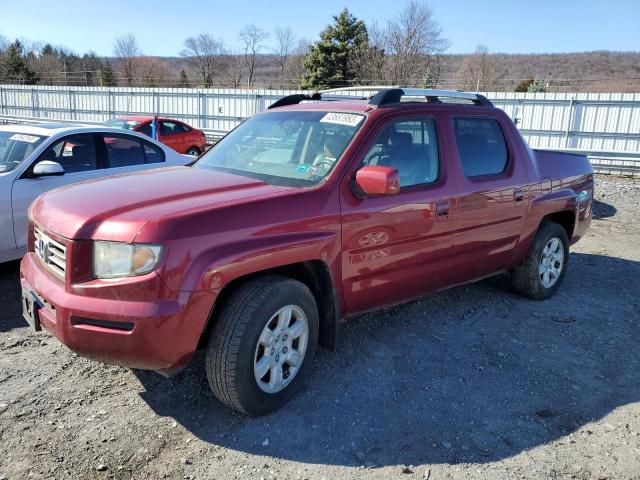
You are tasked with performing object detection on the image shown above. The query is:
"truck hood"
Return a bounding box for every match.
[31,166,293,242]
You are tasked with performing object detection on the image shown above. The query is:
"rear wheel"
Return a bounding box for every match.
[186,146,201,157]
[511,222,569,300]
[205,275,319,415]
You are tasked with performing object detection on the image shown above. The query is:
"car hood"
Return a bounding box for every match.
[30,166,293,242]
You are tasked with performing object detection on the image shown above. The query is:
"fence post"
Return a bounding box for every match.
[564,97,576,148]
[0,85,4,115]
[197,91,202,129]
[68,89,75,120]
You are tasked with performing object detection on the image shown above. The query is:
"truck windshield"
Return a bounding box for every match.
[194,110,365,187]
[0,131,46,173]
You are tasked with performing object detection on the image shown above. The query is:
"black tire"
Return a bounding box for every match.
[205,275,319,415]
[186,147,201,157]
[511,222,569,300]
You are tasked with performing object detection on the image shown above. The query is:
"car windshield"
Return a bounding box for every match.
[194,110,365,187]
[104,119,141,130]
[0,131,46,173]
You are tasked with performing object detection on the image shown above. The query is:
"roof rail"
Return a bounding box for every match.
[368,87,493,107]
[267,86,493,110]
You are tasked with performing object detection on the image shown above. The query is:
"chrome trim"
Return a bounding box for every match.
[34,228,66,277]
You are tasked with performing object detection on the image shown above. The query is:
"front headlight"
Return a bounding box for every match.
[93,241,163,279]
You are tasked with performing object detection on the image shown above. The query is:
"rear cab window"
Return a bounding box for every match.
[453,117,508,177]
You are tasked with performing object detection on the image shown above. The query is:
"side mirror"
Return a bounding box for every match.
[355,165,400,196]
[32,160,65,177]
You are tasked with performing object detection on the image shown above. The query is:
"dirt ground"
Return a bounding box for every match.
[1,174,639,480]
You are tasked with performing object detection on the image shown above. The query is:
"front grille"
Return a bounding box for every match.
[34,228,67,277]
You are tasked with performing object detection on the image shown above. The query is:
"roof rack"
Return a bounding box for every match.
[267,86,493,110]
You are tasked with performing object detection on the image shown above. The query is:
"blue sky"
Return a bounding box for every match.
[1,0,638,56]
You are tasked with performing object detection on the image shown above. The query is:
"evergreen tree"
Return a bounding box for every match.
[98,61,117,86]
[1,40,36,84]
[301,9,368,89]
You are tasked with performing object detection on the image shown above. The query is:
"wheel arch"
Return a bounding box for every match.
[197,260,339,351]
[540,209,576,240]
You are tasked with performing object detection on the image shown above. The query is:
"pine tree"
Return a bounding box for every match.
[1,40,36,84]
[98,61,117,87]
[300,9,368,89]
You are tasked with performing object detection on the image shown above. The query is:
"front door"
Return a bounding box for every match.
[340,115,458,313]
[12,133,106,249]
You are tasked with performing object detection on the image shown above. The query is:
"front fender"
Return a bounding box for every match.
[158,230,341,295]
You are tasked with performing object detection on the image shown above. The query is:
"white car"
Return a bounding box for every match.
[0,123,193,262]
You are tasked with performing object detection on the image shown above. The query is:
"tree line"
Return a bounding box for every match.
[1,2,638,92]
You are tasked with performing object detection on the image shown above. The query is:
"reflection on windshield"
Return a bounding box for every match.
[194,110,364,187]
[104,119,140,130]
[0,132,46,173]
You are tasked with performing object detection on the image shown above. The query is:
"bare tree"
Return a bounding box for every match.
[180,34,225,88]
[136,56,172,87]
[113,34,140,86]
[272,27,295,88]
[382,1,450,86]
[283,39,311,89]
[239,25,269,88]
[456,45,496,91]
[221,50,244,88]
[0,35,9,53]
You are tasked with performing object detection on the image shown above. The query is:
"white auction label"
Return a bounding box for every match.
[320,112,364,127]
[10,133,40,143]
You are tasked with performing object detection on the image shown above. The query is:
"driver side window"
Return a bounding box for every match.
[39,134,98,174]
[362,118,440,187]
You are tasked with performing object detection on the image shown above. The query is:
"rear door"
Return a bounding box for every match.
[447,114,531,284]
[340,113,458,313]
[11,133,106,249]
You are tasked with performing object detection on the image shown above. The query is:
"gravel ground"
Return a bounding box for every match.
[1,174,639,480]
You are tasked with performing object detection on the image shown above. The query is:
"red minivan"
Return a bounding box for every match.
[105,116,207,156]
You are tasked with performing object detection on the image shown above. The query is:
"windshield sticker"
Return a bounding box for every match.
[10,133,40,143]
[320,112,363,127]
[296,164,308,173]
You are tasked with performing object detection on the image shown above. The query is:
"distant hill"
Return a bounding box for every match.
[104,50,640,92]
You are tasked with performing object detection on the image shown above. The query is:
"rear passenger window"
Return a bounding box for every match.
[160,122,184,135]
[103,135,145,168]
[454,118,508,177]
[143,143,165,164]
[362,118,439,187]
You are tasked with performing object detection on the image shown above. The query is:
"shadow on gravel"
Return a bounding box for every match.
[0,260,23,333]
[135,252,640,467]
[592,200,617,219]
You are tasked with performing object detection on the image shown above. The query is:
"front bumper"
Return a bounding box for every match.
[20,252,214,373]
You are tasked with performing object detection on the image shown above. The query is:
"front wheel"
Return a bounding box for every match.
[511,222,569,300]
[205,275,319,415]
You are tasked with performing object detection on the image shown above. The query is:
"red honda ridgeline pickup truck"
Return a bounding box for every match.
[20,88,593,415]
